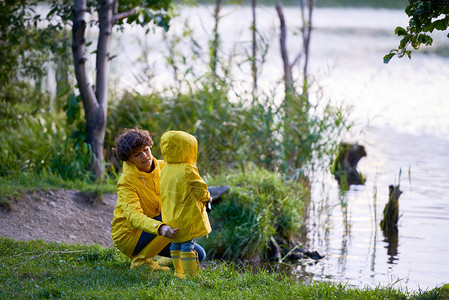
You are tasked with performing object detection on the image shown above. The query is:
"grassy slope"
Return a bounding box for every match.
[0,172,116,206]
[1,238,447,299]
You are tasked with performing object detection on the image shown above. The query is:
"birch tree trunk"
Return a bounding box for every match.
[72,0,114,179]
[71,0,167,180]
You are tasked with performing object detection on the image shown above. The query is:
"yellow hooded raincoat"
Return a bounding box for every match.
[111,159,167,258]
[160,131,211,244]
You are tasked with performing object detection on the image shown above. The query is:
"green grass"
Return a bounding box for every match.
[1,237,447,299]
[0,171,116,206]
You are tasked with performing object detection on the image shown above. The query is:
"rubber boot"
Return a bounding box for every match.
[130,236,171,271]
[180,251,198,279]
[156,256,173,267]
[170,250,183,279]
[130,258,170,271]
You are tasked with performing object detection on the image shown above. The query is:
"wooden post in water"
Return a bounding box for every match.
[380,185,403,232]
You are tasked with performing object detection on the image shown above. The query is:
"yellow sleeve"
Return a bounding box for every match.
[117,181,164,235]
[188,165,210,203]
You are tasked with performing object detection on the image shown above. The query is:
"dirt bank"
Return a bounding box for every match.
[0,189,116,247]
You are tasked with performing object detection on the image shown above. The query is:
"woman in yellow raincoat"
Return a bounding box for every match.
[111,128,206,270]
[160,130,212,278]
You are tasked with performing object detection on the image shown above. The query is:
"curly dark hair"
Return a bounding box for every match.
[113,128,154,161]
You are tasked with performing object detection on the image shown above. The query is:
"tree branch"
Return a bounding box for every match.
[113,8,137,23]
[290,53,302,69]
[276,1,293,93]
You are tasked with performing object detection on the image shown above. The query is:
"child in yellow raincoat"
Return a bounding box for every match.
[111,128,207,271]
[160,131,212,279]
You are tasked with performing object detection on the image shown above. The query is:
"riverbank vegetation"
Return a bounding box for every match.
[1,237,447,299]
[1,0,352,179]
[202,166,308,260]
[4,0,440,296]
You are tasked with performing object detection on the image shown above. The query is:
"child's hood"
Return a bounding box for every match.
[160,131,197,164]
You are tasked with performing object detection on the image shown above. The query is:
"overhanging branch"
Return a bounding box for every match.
[113,8,137,23]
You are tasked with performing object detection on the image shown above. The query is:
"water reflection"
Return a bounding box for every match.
[299,127,449,291]
[338,193,351,276]
[383,228,399,265]
[380,185,402,265]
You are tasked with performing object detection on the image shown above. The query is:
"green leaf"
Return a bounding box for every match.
[433,19,448,31]
[68,93,77,107]
[418,34,433,46]
[423,22,436,32]
[405,4,414,16]
[47,6,58,18]
[383,53,395,64]
[394,26,408,36]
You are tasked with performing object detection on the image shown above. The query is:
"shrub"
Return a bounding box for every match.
[199,165,308,260]
[0,111,93,180]
[106,85,347,179]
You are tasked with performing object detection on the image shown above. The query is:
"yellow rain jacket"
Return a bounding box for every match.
[111,159,167,258]
[160,131,211,243]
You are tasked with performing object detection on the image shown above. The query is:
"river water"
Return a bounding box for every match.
[108,5,449,292]
[298,8,449,292]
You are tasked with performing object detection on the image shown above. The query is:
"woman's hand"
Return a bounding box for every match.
[159,224,179,239]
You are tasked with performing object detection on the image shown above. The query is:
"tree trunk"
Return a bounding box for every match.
[72,0,114,179]
[211,0,222,82]
[299,0,314,103]
[276,0,316,171]
[276,0,313,109]
[276,1,294,97]
[251,0,257,99]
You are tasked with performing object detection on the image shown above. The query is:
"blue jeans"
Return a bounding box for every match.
[170,239,196,252]
[132,215,206,262]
